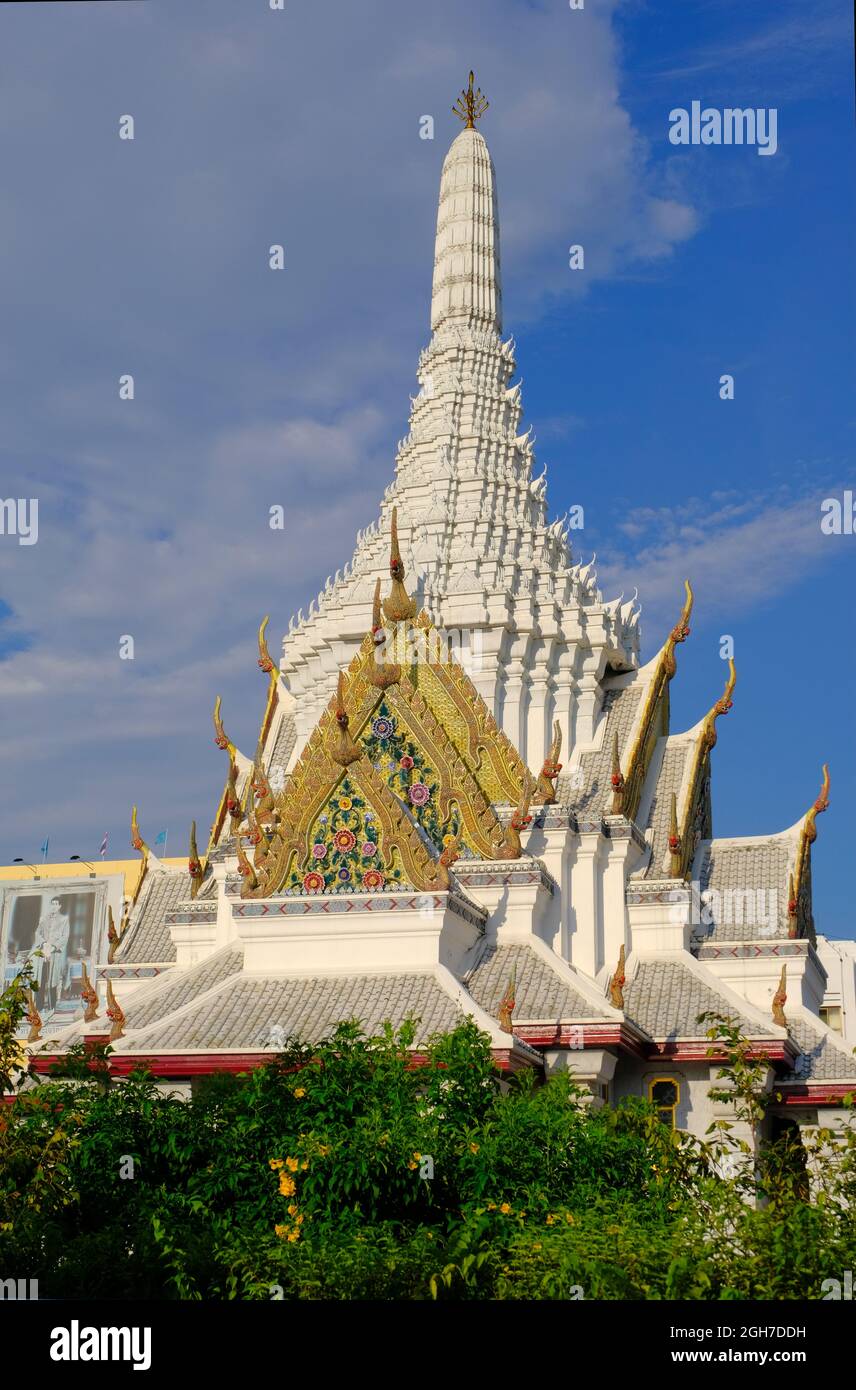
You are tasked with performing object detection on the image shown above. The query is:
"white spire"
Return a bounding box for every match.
[430,127,502,334]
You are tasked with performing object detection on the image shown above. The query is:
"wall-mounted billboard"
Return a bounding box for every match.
[0,878,115,1026]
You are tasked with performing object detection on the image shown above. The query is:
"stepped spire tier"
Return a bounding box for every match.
[277,89,640,770]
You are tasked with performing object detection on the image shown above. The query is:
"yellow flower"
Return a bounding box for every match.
[285,1156,299,1172]
[442,834,455,846]
[546,1215,555,1225]
[499,1203,511,1214]
[274,1224,288,1238]
[300,1161,308,1171]
[279,1174,296,1197]
[486,1202,496,1211]
[533,1243,542,1251]
[294,1088,306,1099]
[287,1231,300,1243]
[413,1151,421,1160]
[469,1142,479,1154]
[287,1204,298,1216]
[408,1161,418,1171]
[565,1213,574,1225]
[269,1158,284,1170]
[295,1214,304,1225]
[338,797,352,810]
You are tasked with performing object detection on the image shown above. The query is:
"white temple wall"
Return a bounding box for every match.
[703,951,827,1019]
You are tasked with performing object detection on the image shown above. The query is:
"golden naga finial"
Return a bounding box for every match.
[667,791,683,877]
[368,578,401,690]
[225,760,242,828]
[504,771,535,859]
[107,906,122,963]
[330,670,363,767]
[257,615,276,676]
[213,695,234,754]
[188,820,204,898]
[608,944,626,1010]
[535,721,563,804]
[498,965,517,1034]
[251,753,279,826]
[234,828,258,890]
[453,70,489,129]
[610,730,626,815]
[803,764,830,846]
[772,965,788,1028]
[701,659,736,754]
[787,872,799,939]
[382,508,417,624]
[130,805,149,856]
[663,579,693,677]
[106,979,126,1041]
[80,963,99,1023]
[25,990,42,1043]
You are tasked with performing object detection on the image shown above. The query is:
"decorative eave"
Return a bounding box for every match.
[774,1083,856,1106]
[621,580,693,822]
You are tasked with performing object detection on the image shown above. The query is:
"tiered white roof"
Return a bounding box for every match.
[279,125,640,770]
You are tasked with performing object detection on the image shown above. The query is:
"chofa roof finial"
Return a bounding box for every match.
[331,670,363,767]
[382,507,417,623]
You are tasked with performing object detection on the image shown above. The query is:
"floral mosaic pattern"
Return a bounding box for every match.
[361,700,466,856]
[284,775,404,895]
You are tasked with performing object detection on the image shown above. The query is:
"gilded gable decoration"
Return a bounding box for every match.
[791,765,829,946]
[671,660,736,881]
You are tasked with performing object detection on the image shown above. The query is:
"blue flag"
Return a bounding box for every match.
[154,830,168,847]
[40,838,49,861]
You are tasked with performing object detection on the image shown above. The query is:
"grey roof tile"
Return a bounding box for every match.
[696,839,790,941]
[122,947,244,1031]
[623,959,765,1038]
[555,685,641,814]
[466,942,611,1021]
[117,870,190,963]
[643,743,690,877]
[783,1016,856,1082]
[127,971,463,1050]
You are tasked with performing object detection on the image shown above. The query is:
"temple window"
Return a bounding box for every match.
[649,1077,680,1129]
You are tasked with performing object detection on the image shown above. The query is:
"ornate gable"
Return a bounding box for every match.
[234,522,530,899]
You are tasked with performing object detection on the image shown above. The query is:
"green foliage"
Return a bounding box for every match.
[0,1010,853,1300]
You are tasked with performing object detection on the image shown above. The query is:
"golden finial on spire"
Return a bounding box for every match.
[382,507,417,623]
[700,659,736,755]
[772,965,788,1028]
[257,615,276,676]
[453,71,489,129]
[608,944,626,1010]
[330,670,363,767]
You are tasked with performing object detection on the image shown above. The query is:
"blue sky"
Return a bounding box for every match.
[0,0,853,937]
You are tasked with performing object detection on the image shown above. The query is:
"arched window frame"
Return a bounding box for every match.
[648,1075,680,1129]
